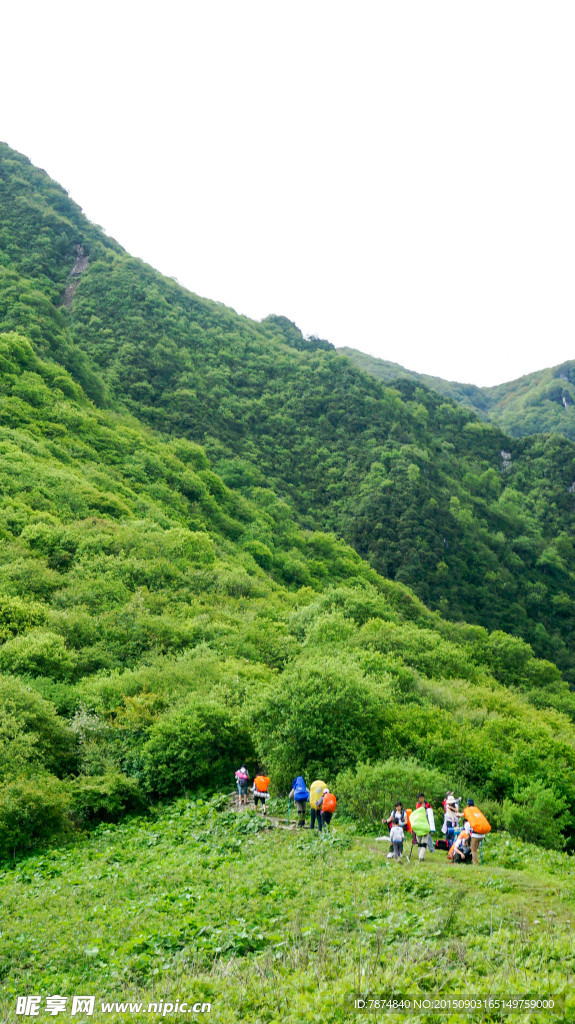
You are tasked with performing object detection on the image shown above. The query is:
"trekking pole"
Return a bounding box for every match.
[287,798,291,826]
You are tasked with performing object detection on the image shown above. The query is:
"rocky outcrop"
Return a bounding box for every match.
[62,244,89,306]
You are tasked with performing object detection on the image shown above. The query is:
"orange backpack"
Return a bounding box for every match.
[254,775,270,793]
[463,805,491,834]
[322,793,336,814]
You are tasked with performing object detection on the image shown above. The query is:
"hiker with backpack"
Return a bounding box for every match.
[384,802,408,859]
[409,794,435,862]
[448,827,472,864]
[234,765,250,807]
[386,802,408,831]
[462,799,490,864]
[252,772,271,815]
[309,779,327,830]
[289,775,310,827]
[316,788,336,831]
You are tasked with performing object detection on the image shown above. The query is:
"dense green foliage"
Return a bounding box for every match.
[1,140,575,1022]
[0,355,574,846]
[2,143,575,682]
[1,141,575,869]
[0,323,574,855]
[0,798,574,1024]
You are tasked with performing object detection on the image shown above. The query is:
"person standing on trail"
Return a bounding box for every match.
[234,765,250,807]
[462,799,485,865]
[384,802,408,859]
[316,788,336,832]
[385,802,408,831]
[289,775,309,827]
[410,793,433,862]
[442,792,461,836]
[389,821,405,860]
[252,772,270,815]
[309,780,327,830]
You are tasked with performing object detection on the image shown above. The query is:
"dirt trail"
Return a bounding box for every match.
[226,793,302,831]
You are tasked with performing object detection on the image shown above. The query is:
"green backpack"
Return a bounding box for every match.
[409,805,430,834]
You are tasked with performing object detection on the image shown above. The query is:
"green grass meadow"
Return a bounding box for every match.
[1,798,573,1024]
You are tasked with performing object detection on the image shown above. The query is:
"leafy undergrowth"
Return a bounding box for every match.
[0,798,573,1024]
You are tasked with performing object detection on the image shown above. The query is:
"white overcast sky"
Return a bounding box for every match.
[2,2,575,386]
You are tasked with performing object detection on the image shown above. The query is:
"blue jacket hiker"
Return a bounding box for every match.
[289,775,310,827]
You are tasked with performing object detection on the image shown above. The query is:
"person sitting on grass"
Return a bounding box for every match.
[448,828,472,864]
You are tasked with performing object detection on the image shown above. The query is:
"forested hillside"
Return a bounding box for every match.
[2,140,575,862]
[1,328,575,859]
[1,142,575,685]
[340,345,575,441]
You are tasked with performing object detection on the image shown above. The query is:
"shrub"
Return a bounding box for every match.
[0,677,77,778]
[254,655,398,790]
[0,774,73,859]
[503,781,569,848]
[69,771,147,824]
[0,629,75,680]
[336,758,453,828]
[243,539,273,571]
[141,697,254,797]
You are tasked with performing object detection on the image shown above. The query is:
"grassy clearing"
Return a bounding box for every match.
[0,798,573,1024]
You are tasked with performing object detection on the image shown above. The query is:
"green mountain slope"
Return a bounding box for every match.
[1,142,575,684]
[485,361,575,439]
[1,142,575,864]
[2,323,574,847]
[339,346,575,441]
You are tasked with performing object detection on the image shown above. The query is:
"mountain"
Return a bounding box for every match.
[339,346,575,441]
[2,139,575,864]
[1,142,575,686]
[1,325,575,851]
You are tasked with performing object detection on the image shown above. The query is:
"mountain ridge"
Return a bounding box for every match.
[338,345,575,440]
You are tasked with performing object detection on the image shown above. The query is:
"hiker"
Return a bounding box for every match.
[252,772,270,815]
[316,788,336,832]
[411,794,434,861]
[463,799,487,865]
[389,820,405,860]
[289,775,310,827]
[309,780,327,830]
[234,765,250,807]
[441,791,462,846]
[386,802,408,830]
[384,802,408,859]
[449,828,472,864]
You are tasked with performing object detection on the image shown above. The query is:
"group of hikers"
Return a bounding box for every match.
[234,770,490,862]
[234,767,337,832]
[383,790,490,864]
